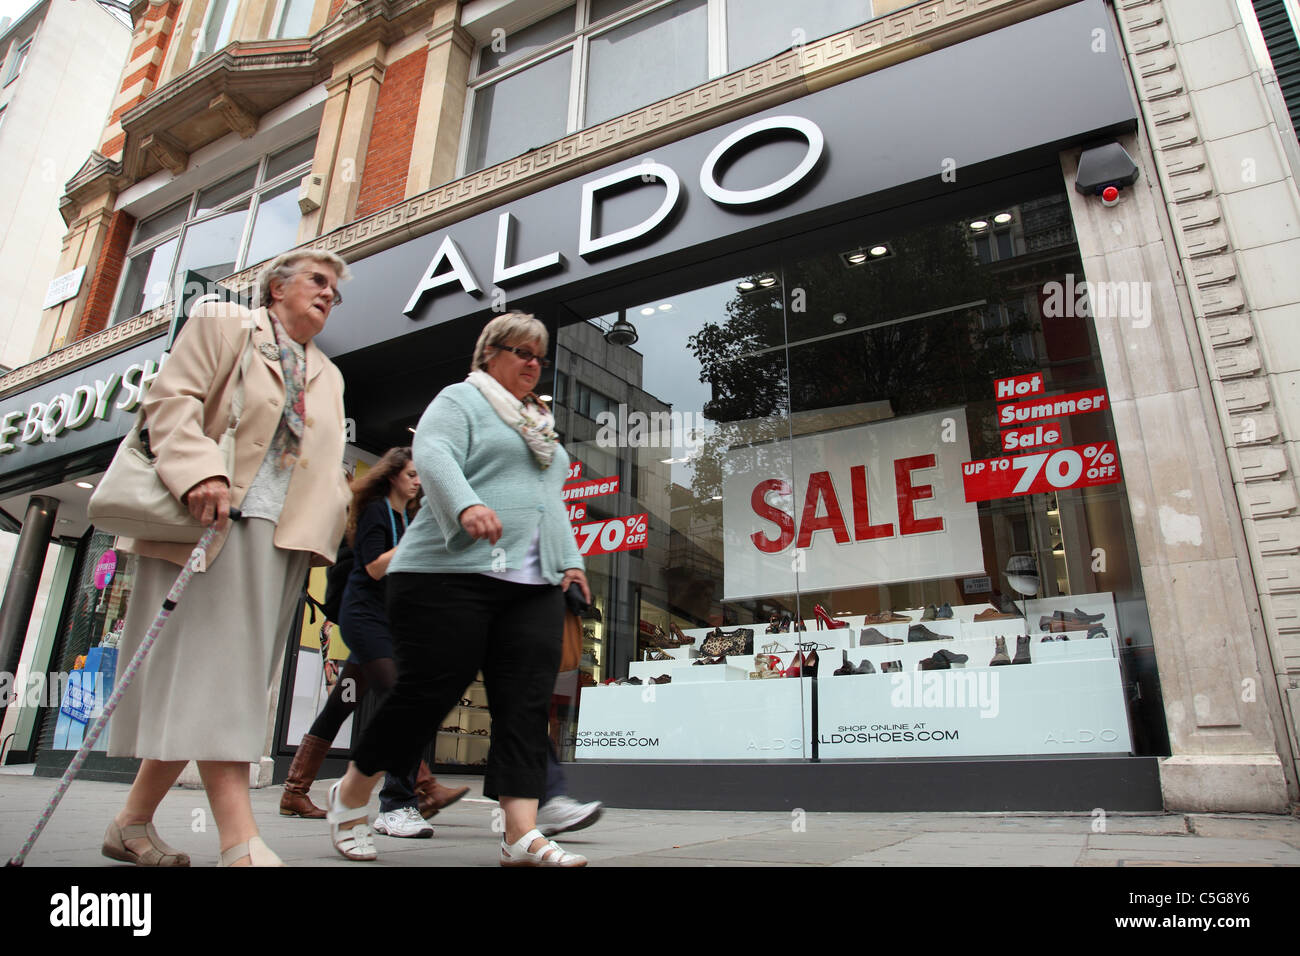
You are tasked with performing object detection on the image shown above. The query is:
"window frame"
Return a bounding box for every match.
[459,0,872,175]
[110,137,317,326]
[3,36,33,87]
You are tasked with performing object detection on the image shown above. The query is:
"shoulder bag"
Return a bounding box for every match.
[88,330,253,543]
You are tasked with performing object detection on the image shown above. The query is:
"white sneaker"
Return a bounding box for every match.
[372,807,434,839]
[535,796,603,837]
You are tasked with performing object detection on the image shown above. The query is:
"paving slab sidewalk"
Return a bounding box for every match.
[2,770,1298,867]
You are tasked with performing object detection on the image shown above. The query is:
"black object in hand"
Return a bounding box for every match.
[564,582,589,616]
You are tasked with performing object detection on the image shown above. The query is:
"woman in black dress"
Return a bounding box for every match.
[279,447,469,834]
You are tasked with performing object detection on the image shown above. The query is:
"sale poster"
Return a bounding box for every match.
[721,408,983,600]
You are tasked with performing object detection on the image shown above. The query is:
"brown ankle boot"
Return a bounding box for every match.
[280,734,330,818]
[414,760,470,820]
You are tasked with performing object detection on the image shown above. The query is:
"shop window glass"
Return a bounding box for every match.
[194,0,239,62]
[725,0,869,71]
[116,236,180,319]
[590,0,643,23]
[584,0,708,126]
[42,532,137,753]
[554,182,1163,766]
[196,166,258,215]
[468,50,572,171]
[173,202,250,288]
[266,136,317,180]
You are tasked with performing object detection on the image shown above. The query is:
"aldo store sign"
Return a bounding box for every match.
[318,0,1138,359]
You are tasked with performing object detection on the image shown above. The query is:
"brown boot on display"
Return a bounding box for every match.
[1012,634,1032,664]
[280,733,331,818]
[415,761,470,820]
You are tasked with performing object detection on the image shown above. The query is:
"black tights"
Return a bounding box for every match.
[307,657,398,744]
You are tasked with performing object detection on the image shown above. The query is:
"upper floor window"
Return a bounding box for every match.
[111,136,317,324]
[464,0,871,173]
[192,0,240,65]
[3,37,32,87]
[273,0,316,38]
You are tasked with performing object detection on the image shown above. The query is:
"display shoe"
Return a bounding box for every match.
[834,650,855,676]
[1087,625,1108,640]
[792,619,808,632]
[649,674,672,684]
[279,732,330,819]
[373,807,435,839]
[931,648,969,667]
[990,636,1012,666]
[802,649,820,677]
[859,627,904,646]
[669,622,695,645]
[1012,634,1032,664]
[766,614,782,634]
[749,654,772,679]
[854,658,877,674]
[863,610,910,624]
[974,607,1018,621]
[692,656,724,665]
[785,650,804,678]
[813,604,850,630]
[1073,608,1105,623]
[414,762,469,820]
[761,640,790,655]
[1039,610,1098,632]
[919,655,944,670]
[536,796,604,837]
[102,820,190,867]
[935,603,954,619]
[218,835,284,867]
[907,624,948,642]
[644,647,673,662]
[880,660,904,673]
[921,605,937,621]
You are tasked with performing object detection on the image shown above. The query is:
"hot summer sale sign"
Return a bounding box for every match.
[721,409,983,600]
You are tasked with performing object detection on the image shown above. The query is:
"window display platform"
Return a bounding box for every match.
[561,754,1163,812]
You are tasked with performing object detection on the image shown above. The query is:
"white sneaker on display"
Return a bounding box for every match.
[372,807,434,839]
[535,796,603,837]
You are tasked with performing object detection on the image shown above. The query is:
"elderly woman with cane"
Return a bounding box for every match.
[324,311,591,866]
[102,250,352,867]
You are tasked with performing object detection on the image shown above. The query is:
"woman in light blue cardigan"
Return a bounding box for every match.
[324,312,592,867]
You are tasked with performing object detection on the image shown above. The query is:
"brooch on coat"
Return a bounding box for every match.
[257,342,281,361]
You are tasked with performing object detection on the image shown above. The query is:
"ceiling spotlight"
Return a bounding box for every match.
[969,219,988,230]
[658,303,672,311]
[640,307,656,316]
[408,426,416,433]
[605,312,639,346]
[539,394,552,403]
[832,312,847,325]
[711,495,723,501]
[846,252,868,264]
[737,280,756,291]
[869,245,889,257]
[758,276,777,287]
[993,212,1013,224]
[75,481,94,489]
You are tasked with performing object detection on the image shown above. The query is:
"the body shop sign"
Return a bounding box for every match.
[0,340,167,470]
[721,409,983,600]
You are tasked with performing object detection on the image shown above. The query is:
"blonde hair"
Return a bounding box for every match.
[470,312,549,372]
[257,249,351,308]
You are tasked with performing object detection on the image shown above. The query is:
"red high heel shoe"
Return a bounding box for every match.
[813,605,849,630]
[785,650,804,678]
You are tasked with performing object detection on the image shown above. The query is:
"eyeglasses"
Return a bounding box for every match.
[494,344,551,368]
[298,270,343,307]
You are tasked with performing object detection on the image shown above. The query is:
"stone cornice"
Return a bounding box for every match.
[313,0,440,65]
[0,308,171,399]
[59,152,129,226]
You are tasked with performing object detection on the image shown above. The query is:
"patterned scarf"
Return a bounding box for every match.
[467,369,557,470]
[268,314,306,469]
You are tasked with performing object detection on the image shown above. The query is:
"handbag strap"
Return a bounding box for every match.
[225,328,254,431]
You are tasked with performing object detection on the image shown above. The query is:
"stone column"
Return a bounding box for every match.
[406,5,474,197]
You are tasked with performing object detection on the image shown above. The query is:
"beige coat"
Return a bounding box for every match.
[116,300,350,567]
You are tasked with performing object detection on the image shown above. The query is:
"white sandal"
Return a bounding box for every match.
[327,781,377,861]
[500,827,588,867]
[218,835,284,867]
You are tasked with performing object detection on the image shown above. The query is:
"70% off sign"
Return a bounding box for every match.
[572,513,650,556]
[961,442,1121,503]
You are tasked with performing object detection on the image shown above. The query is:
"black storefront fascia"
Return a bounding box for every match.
[318,1,1164,809]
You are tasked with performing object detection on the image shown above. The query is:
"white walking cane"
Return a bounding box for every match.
[6,511,242,867]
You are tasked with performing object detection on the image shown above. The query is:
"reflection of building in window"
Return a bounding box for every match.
[111,137,317,324]
[3,37,31,86]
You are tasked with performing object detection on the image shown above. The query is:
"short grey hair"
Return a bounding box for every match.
[257,249,352,308]
[471,312,549,372]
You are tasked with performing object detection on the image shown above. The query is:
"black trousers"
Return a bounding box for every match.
[352,572,564,801]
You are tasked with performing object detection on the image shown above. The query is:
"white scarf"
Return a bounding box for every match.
[467,369,558,470]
